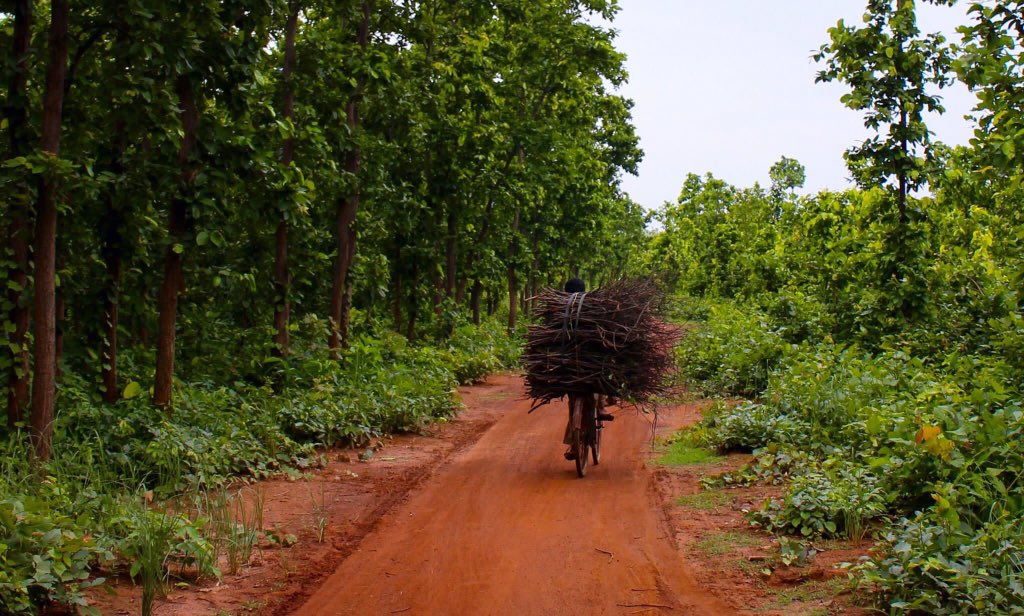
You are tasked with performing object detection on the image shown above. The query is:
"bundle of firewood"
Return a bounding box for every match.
[524,278,680,404]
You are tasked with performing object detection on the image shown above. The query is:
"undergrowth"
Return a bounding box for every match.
[0,318,520,614]
[680,298,1024,614]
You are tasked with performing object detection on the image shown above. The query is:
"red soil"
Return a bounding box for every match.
[92,375,866,616]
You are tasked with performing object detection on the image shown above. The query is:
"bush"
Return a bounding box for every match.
[678,302,788,396]
[751,466,885,539]
[700,401,810,453]
[758,287,835,344]
[0,320,520,614]
[0,497,110,614]
[864,513,1024,614]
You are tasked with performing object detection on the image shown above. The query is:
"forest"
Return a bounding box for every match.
[1,0,1023,614]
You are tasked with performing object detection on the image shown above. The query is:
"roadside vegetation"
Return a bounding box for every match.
[656,3,1024,612]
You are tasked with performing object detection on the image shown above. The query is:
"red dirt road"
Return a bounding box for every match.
[292,377,730,616]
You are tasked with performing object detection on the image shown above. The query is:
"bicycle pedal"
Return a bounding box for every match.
[597,413,615,422]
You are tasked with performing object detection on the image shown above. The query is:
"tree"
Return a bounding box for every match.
[273,0,301,357]
[769,155,806,197]
[815,0,954,322]
[29,0,70,461]
[954,1,1024,184]
[815,0,953,226]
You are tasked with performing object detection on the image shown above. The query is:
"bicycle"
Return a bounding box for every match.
[567,393,606,477]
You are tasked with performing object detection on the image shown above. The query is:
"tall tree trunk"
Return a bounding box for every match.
[328,1,370,356]
[5,0,33,427]
[153,75,199,411]
[445,209,456,298]
[100,120,126,404]
[406,259,418,342]
[431,251,442,315]
[506,208,520,332]
[30,0,69,462]
[101,232,122,403]
[273,0,299,357]
[470,279,482,325]
[455,152,515,309]
[328,142,359,356]
[392,265,403,333]
[527,234,539,316]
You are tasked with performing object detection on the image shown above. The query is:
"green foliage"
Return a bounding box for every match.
[815,0,952,195]
[119,505,218,616]
[688,301,1024,610]
[699,402,810,453]
[863,513,1024,614]
[0,319,519,613]
[0,497,110,614]
[678,302,788,396]
[652,2,1024,612]
[751,467,886,539]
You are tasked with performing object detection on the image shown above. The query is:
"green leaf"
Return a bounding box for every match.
[123,381,143,399]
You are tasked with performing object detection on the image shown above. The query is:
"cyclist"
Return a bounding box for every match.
[561,277,616,460]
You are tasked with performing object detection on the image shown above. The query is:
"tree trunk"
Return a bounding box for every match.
[406,259,418,342]
[99,120,126,404]
[101,238,122,403]
[328,1,370,356]
[506,208,520,332]
[392,263,403,333]
[273,0,299,357]
[153,75,199,411]
[431,258,442,314]
[445,209,456,298]
[5,0,33,427]
[30,0,69,462]
[328,144,358,356]
[470,279,482,325]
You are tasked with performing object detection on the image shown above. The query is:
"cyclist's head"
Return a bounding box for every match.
[564,277,586,293]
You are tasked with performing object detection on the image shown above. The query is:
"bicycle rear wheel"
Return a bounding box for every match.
[572,398,589,477]
[592,422,602,465]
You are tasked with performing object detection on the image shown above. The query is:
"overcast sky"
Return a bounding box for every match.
[607,1,979,210]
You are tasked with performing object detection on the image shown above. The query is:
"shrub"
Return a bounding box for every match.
[700,401,810,453]
[864,513,1024,614]
[751,466,885,539]
[0,497,110,614]
[678,302,788,396]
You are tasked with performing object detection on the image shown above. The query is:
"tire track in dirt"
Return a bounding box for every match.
[289,378,730,615]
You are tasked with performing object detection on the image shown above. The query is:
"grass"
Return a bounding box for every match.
[657,441,723,466]
[764,577,849,610]
[693,530,763,557]
[676,489,732,511]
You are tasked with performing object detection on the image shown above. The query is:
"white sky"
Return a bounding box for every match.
[608,1,979,210]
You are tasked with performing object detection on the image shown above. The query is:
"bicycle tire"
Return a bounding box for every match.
[592,422,602,465]
[572,397,589,477]
[575,427,589,477]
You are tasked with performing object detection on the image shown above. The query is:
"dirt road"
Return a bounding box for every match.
[291,376,730,615]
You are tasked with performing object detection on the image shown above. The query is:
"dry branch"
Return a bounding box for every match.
[524,278,680,405]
